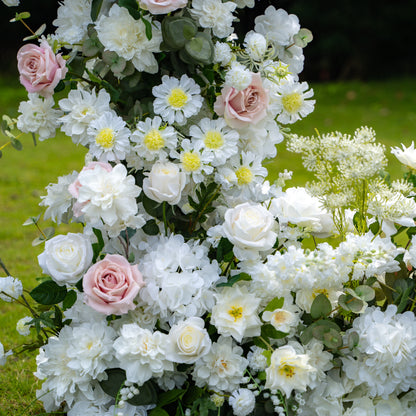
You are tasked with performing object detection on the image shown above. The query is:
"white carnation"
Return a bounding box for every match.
[0,276,23,302]
[225,62,252,91]
[214,41,233,66]
[229,388,255,416]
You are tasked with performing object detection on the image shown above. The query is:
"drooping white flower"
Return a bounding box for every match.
[153,74,203,125]
[229,388,256,416]
[391,142,416,170]
[0,276,23,302]
[17,93,62,140]
[2,0,20,6]
[16,316,33,336]
[0,341,12,366]
[96,4,162,73]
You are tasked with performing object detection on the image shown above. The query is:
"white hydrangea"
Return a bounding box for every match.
[0,276,23,302]
[192,335,248,392]
[17,94,62,140]
[229,388,256,416]
[190,0,236,38]
[96,4,162,73]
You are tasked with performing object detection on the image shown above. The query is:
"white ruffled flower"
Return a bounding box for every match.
[38,233,93,285]
[214,41,233,66]
[87,111,131,162]
[59,87,111,146]
[247,345,268,372]
[114,324,173,385]
[244,31,268,62]
[0,276,23,302]
[229,388,256,416]
[225,62,253,91]
[17,93,62,140]
[96,4,162,73]
[392,142,416,170]
[211,285,261,342]
[153,74,203,125]
[16,316,33,336]
[190,0,237,38]
[192,335,248,392]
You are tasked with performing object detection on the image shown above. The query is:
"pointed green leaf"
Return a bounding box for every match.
[30,281,67,305]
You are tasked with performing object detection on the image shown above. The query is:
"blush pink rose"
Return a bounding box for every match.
[214,73,269,128]
[139,0,187,14]
[17,40,68,97]
[83,254,145,315]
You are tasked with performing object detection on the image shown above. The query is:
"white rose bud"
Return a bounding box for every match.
[222,202,277,260]
[38,233,93,285]
[143,161,186,205]
[167,317,212,364]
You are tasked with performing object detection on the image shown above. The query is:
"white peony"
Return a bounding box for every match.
[38,233,93,285]
[229,388,256,416]
[167,317,211,364]
[0,276,23,302]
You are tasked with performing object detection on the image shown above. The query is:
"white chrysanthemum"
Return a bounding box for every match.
[153,74,203,125]
[174,139,214,183]
[229,388,255,416]
[254,6,300,47]
[17,93,62,140]
[391,141,416,170]
[190,0,236,38]
[40,171,78,224]
[131,116,177,162]
[274,80,315,124]
[225,62,253,91]
[96,4,162,73]
[265,344,316,397]
[247,345,268,372]
[192,335,248,392]
[87,111,131,162]
[59,87,111,145]
[114,324,173,385]
[74,163,141,227]
[211,286,261,342]
[0,276,23,302]
[214,41,233,66]
[342,305,416,398]
[53,0,92,44]
[189,117,239,166]
[244,31,268,62]
[16,316,32,336]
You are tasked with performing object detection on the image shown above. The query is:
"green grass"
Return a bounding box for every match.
[1,78,416,414]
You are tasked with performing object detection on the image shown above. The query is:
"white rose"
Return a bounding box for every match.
[38,233,93,285]
[167,317,211,364]
[143,161,186,205]
[222,202,277,260]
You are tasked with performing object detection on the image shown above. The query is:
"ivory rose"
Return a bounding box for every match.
[138,0,187,14]
[214,73,268,128]
[83,254,144,315]
[17,40,67,97]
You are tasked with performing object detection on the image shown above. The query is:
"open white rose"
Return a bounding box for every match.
[167,317,211,364]
[222,202,277,260]
[143,161,186,205]
[38,233,93,285]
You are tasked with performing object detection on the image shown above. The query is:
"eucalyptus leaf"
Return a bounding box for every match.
[322,328,343,349]
[184,33,214,65]
[354,285,375,302]
[43,227,55,240]
[310,293,332,319]
[348,331,359,349]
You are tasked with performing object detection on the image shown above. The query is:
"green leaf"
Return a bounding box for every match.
[261,324,288,340]
[184,33,214,65]
[43,227,55,240]
[338,294,366,313]
[216,237,233,263]
[119,0,141,19]
[92,227,104,263]
[369,221,380,235]
[216,272,251,288]
[10,12,31,22]
[149,409,169,416]
[143,219,160,235]
[11,138,23,151]
[91,0,104,21]
[162,16,198,50]
[263,297,284,313]
[30,281,67,305]
[322,328,343,349]
[141,17,153,40]
[253,337,269,350]
[128,380,158,406]
[293,28,313,47]
[100,368,126,398]
[62,290,77,310]
[348,331,359,350]
[157,389,186,407]
[32,236,45,246]
[310,293,332,319]
[23,215,41,226]
[354,285,375,302]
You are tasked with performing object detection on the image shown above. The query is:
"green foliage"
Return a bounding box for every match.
[29,280,67,305]
[310,293,332,319]
[216,272,251,288]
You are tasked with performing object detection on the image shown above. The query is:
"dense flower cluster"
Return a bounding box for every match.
[2,1,416,416]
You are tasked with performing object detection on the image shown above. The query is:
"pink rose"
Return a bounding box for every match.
[83,254,145,315]
[214,73,269,128]
[17,40,68,97]
[138,0,187,14]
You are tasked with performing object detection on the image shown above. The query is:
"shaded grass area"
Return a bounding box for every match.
[1,78,416,414]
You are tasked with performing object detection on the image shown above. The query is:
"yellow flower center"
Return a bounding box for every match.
[235,166,253,185]
[182,151,201,172]
[271,310,288,324]
[143,129,164,151]
[228,306,243,322]
[95,127,115,149]
[204,130,224,149]
[168,88,188,109]
[279,364,295,378]
[313,288,329,298]
[281,92,303,114]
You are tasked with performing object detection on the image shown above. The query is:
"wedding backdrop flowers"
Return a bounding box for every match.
[1,1,416,415]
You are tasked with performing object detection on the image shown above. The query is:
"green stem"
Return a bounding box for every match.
[162,201,168,237]
[0,257,11,275]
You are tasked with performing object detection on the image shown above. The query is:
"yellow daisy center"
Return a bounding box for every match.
[281,92,303,114]
[95,127,115,149]
[279,364,295,378]
[182,151,201,172]
[235,166,253,185]
[143,129,165,151]
[204,130,224,149]
[228,306,243,322]
[168,88,188,108]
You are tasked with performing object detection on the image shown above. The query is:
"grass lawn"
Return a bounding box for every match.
[1,77,416,414]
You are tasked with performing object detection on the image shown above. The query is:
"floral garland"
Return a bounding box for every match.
[1,1,416,415]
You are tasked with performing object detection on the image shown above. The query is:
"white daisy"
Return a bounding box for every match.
[87,111,131,162]
[189,117,239,166]
[152,74,203,125]
[131,116,177,162]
